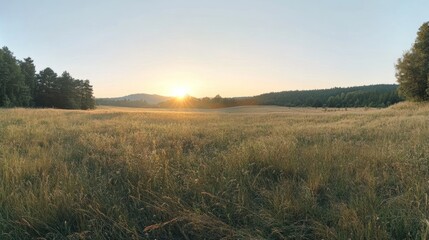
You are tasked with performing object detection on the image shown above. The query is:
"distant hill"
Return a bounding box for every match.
[96,84,403,108]
[96,93,171,107]
[101,93,171,104]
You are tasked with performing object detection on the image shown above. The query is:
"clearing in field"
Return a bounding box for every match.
[1,104,429,239]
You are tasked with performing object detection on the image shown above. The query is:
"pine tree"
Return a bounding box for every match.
[35,67,58,108]
[81,80,95,109]
[57,71,79,109]
[20,57,37,105]
[0,47,31,107]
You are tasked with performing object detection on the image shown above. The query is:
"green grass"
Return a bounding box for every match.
[1,104,429,239]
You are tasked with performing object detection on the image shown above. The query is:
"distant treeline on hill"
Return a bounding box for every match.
[97,84,403,109]
[256,84,402,108]
[158,95,257,109]
[96,99,154,108]
[0,46,95,109]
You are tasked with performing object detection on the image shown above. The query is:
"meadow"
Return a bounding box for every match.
[1,104,429,239]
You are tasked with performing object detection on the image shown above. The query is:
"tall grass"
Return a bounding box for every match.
[1,104,429,239]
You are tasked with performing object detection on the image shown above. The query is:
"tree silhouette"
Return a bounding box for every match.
[0,46,95,109]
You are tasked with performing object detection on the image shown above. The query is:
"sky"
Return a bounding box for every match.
[1,0,428,98]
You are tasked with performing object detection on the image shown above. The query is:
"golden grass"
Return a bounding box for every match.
[1,103,429,239]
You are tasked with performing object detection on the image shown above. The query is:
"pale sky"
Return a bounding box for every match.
[1,0,428,98]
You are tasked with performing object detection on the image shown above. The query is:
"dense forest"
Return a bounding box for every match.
[0,46,95,109]
[256,84,402,108]
[97,84,402,109]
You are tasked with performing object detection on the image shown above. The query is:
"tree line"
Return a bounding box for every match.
[0,46,95,109]
[97,84,402,109]
[96,99,153,108]
[158,95,257,109]
[256,84,402,108]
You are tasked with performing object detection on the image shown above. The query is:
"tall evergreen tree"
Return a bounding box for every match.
[57,71,79,109]
[81,80,95,109]
[396,22,429,101]
[35,67,58,107]
[19,57,37,105]
[0,47,31,107]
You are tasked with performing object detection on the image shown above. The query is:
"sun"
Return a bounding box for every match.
[171,86,189,99]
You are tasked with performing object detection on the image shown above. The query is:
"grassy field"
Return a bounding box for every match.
[1,104,429,239]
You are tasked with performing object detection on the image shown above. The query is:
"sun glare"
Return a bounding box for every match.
[172,86,189,99]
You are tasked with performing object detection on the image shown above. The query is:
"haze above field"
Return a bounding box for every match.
[1,1,428,98]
